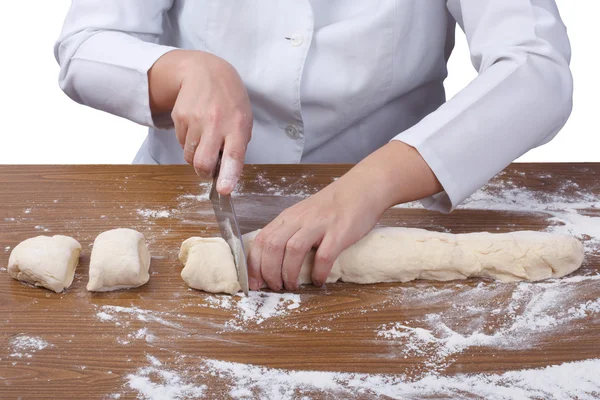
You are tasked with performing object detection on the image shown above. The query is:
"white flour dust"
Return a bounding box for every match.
[122,355,600,400]
[395,173,600,252]
[377,274,600,370]
[179,182,212,202]
[137,209,172,219]
[9,335,52,359]
[197,292,303,330]
[232,173,314,198]
[96,305,182,330]
[125,355,206,400]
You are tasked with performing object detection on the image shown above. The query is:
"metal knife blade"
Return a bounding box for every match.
[209,155,250,295]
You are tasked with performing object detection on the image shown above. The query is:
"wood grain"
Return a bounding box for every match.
[0,164,599,399]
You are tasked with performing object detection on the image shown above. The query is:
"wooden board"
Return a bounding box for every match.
[0,164,599,399]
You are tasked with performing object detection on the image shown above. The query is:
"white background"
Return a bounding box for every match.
[0,1,596,164]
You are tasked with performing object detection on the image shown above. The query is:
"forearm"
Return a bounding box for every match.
[148,50,189,114]
[338,141,442,213]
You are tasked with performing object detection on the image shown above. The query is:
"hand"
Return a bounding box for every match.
[148,50,253,194]
[247,141,444,291]
[248,175,383,291]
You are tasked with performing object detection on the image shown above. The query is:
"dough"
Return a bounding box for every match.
[8,235,82,293]
[87,228,151,292]
[179,228,584,294]
[179,238,242,295]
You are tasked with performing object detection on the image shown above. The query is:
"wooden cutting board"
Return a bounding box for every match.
[0,164,598,399]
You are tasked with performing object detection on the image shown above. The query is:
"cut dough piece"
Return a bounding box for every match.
[8,235,82,293]
[179,227,584,294]
[180,238,243,295]
[87,228,151,292]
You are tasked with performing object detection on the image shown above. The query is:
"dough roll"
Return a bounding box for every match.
[179,228,585,295]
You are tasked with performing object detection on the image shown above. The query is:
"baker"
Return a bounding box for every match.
[55,1,572,292]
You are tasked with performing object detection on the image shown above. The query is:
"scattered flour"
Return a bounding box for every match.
[123,355,600,400]
[377,275,600,369]
[126,365,207,400]
[9,335,51,358]
[98,305,182,330]
[96,311,115,321]
[394,174,600,252]
[237,292,301,324]
[232,173,314,198]
[130,328,157,343]
[137,209,172,219]
[220,292,302,329]
[178,182,212,202]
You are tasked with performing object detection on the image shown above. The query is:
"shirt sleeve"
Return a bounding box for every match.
[393,0,573,213]
[54,0,178,128]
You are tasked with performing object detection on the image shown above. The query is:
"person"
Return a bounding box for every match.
[55,1,573,292]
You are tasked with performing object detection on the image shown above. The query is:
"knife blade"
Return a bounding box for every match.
[209,154,250,295]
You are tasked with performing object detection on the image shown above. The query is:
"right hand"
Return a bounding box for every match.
[148,50,253,194]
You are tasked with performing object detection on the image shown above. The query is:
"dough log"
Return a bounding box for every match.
[179,227,585,295]
[8,235,82,293]
[87,228,151,292]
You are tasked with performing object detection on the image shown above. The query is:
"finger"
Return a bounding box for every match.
[193,131,223,178]
[282,227,323,291]
[260,220,301,291]
[248,218,281,290]
[247,234,264,291]
[182,131,200,166]
[247,220,283,290]
[312,234,344,287]
[171,89,195,150]
[217,136,247,195]
[173,112,188,149]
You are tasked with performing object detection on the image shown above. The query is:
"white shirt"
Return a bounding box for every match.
[55,0,572,212]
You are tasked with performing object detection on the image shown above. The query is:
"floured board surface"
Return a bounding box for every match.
[0,164,599,399]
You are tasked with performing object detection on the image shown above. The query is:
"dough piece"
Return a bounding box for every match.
[179,228,584,294]
[179,238,242,295]
[87,228,151,292]
[8,235,82,293]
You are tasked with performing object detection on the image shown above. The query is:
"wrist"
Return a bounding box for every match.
[148,50,194,113]
[347,141,443,211]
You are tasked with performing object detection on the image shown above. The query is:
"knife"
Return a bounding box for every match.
[209,153,250,295]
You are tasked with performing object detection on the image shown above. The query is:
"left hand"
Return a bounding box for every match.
[247,141,444,291]
[247,174,384,291]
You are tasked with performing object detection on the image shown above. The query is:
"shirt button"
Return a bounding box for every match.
[289,34,304,47]
[285,125,300,140]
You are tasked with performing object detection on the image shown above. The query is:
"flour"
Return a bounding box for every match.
[221,292,302,330]
[122,355,600,400]
[9,335,52,358]
[394,175,600,252]
[96,311,115,321]
[137,209,172,219]
[232,173,314,198]
[376,275,600,368]
[98,305,182,330]
[126,365,207,400]
[178,182,212,202]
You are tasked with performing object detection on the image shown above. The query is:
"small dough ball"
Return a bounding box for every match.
[8,235,82,293]
[179,237,241,295]
[87,228,151,292]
